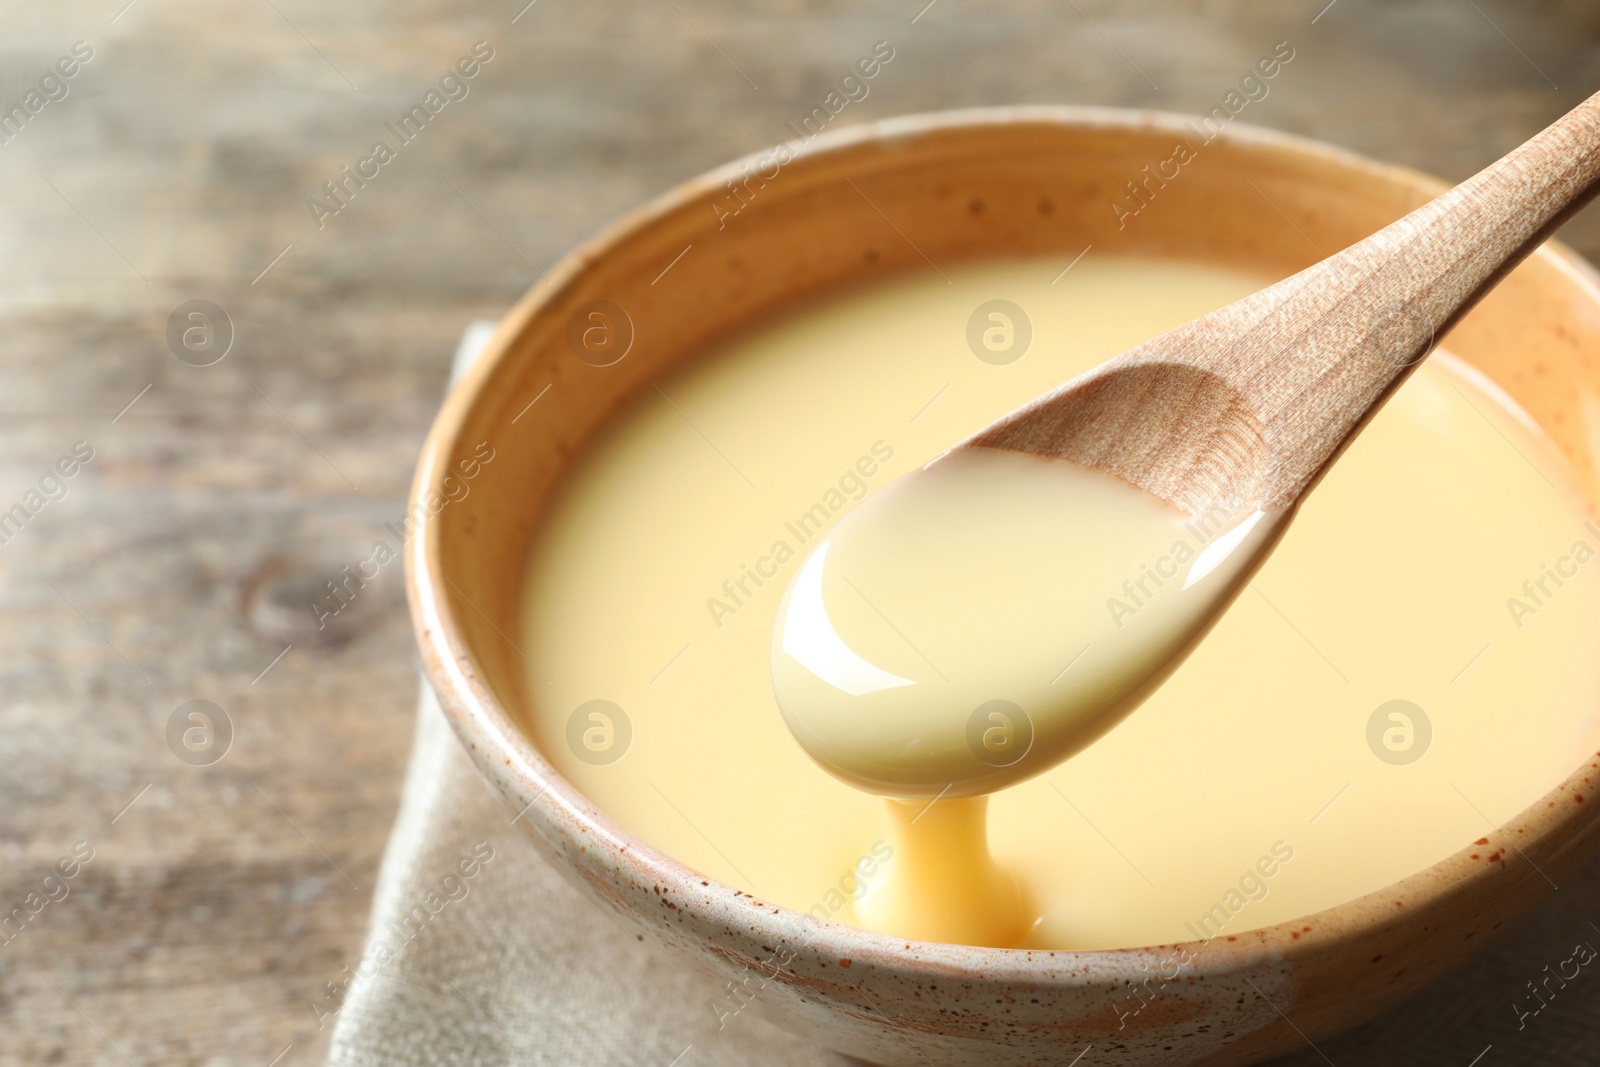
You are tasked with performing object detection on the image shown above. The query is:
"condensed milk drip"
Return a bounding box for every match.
[770,446,1282,944]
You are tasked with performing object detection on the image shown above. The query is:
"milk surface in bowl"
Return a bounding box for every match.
[518,253,1600,952]
[408,108,1600,1066]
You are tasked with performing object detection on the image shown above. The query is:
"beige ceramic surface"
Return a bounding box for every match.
[405,108,1600,1066]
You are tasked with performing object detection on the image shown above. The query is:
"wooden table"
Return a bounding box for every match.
[3,1,1599,1063]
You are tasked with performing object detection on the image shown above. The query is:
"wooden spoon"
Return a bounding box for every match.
[970,92,1600,517]
[771,92,1600,799]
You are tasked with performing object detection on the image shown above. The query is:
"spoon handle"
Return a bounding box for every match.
[963,92,1600,517]
[1216,91,1600,507]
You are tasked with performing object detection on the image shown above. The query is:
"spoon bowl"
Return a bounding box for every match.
[774,92,1600,798]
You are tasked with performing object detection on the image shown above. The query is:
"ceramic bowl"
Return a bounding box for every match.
[406,107,1600,1066]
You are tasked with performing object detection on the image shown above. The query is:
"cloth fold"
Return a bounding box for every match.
[323,688,848,1066]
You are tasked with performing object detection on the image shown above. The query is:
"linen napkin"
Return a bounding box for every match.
[325,323,1600,1067]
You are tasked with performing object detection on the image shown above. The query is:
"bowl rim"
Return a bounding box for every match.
[407,103,1600,982]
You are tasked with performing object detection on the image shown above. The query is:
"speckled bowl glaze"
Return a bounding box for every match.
[407,107,1600,1066]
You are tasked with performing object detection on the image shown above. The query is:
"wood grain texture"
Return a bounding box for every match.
[971,89,1600,513]
[3,2,1600,1066]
